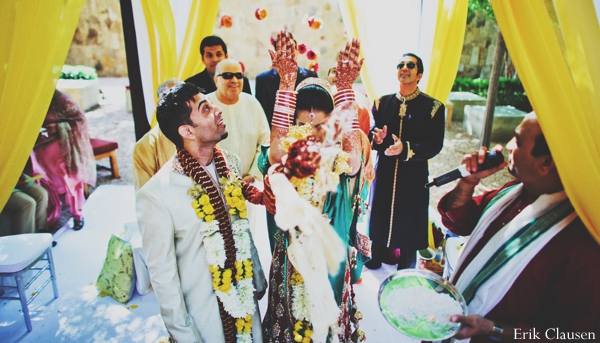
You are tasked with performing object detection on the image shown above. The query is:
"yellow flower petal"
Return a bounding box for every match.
[199,194,210,205]
[223,269,232,278]
[203,204,214,214]
[220,283,232,293]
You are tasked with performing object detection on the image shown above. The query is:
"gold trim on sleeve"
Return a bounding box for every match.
[404,142,414,161]
[431,99,442,118]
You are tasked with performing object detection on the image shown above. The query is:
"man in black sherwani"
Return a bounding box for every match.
[367,53,445,270]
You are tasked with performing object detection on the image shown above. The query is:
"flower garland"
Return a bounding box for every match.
[184,152,255,343]
[221,173,248,219]
[203,217,255,343]
[283,123,351,209]
[290,270,313,343]
[279,123,313,153]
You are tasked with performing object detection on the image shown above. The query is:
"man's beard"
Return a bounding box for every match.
[220,131,229,140]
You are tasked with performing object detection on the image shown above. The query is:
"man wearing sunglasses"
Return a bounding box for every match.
[185,35,252,95]
[367,53,446,271]
[207,59,270,185]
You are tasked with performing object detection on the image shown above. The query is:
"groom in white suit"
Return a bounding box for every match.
[136,83,274,343]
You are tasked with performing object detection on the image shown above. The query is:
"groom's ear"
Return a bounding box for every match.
[178,125,194,141]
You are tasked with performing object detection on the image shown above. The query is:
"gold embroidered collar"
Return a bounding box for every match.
[396,87,420,102]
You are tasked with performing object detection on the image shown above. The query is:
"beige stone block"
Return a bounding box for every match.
[56,79,101,111]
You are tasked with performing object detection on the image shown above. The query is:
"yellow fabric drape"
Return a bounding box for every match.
[140,0,177,127]
[0,0,85,211]
[425,0,468,249]
[176,1,220,80]
[425,0,468,103]
[142,0,220,127]
[491,0,600,244]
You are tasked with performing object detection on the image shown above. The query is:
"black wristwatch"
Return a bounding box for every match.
[489,322,504,341]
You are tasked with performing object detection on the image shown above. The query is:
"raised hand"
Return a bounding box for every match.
[372,125,387,145]
[268,30,298,91]
[460,145,506,183]
[384,134,403,156]
[335,38,364,90]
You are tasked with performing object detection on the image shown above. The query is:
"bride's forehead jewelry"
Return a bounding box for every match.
[308,107,316,124]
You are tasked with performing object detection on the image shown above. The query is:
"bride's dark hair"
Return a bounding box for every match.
[295,85,334,121]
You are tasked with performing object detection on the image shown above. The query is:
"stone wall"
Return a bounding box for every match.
[65,0,498,80]
[213,0,346,79]
[65,0,127,77]
[456,12,500,79]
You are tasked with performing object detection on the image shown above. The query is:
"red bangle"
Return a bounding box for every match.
[334,90,356,107]
[461,178,479,186]
[350,114,360,131]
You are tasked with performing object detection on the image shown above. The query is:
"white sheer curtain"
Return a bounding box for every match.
[339,0,439,100]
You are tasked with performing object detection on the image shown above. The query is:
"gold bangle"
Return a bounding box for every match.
[489,322,503,341]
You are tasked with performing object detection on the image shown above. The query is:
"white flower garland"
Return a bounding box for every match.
[291,283,311,321]
[199,213,256,341]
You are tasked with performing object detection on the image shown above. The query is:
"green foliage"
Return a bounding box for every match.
[452,77,532,112]
[467,0,495,22]
[60,65,98,80]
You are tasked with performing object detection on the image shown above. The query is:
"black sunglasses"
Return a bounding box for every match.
[397,61,416,70]
[216,72,243,80]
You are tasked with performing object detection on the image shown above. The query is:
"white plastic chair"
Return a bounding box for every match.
[0,233,59,332]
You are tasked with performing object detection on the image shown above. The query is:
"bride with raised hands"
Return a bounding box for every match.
[259,30,372,343]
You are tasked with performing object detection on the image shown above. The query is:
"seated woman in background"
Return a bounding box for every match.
[32,89,96,231]
[0,172,48,236]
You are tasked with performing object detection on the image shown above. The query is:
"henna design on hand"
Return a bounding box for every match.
[335,38,364,90]
[268,30,298,91]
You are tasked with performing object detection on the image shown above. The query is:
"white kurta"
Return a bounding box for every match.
[136,156,266,343]
[208,92,270,181]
